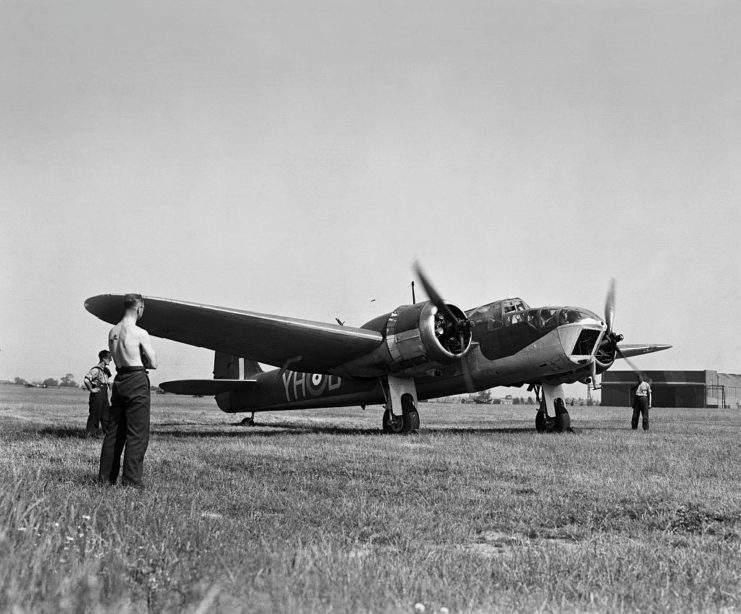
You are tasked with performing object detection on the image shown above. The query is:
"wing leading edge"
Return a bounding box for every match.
[84,294,384,373]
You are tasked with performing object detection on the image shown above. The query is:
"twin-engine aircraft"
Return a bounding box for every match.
[84,266,670,433]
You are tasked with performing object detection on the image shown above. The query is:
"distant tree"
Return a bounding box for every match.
[513,397,520,405]
[42,378,59,388]
[14,376,28,386]
[473,389,492,404]
[526,396,535,405]
[59,373,78,388]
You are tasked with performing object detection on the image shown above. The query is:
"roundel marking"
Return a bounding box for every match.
[307,373,327,396]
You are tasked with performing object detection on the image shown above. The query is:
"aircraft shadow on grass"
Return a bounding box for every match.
[33,422,567,440]
[154,421,541,438]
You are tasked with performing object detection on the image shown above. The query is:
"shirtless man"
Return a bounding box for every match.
[98,293,158,489]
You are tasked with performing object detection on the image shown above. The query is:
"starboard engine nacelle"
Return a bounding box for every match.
[350,301,472,376]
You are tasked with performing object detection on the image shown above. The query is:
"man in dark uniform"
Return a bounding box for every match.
[631,375,652,431]
[98,293,158,489]
[83,349,112,437]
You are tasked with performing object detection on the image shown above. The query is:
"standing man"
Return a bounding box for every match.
[631,375,652,431]
[98,293,158,489]
[83,349,112,437]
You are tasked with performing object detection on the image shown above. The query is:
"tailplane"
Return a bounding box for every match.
[160,352,262,399]
[159,378,256,395]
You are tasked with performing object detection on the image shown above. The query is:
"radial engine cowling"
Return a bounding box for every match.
[593,331,622,374]
[377,301,472,372]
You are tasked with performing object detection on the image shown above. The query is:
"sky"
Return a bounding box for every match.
[1,0,739,396]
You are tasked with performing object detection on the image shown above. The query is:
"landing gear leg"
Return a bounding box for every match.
[535,384,572,433]
[380,376,420,435]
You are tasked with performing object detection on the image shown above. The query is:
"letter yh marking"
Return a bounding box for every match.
[281,372,342,401]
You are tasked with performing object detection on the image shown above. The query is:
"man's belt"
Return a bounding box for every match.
[116,366,147,374]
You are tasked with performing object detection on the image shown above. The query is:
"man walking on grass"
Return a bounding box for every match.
[98,293,158,490]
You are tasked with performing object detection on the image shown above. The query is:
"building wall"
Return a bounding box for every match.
[712,372,741,408]
[601,370,740,408]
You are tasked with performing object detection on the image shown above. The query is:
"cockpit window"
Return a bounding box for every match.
[510,307,600,330]
[471,299,531,331]
[506,312,524,325]
[559,309,583,325]
[540,308,558,328]
[557,308,601,325]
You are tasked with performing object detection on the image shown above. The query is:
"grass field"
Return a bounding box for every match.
[1,386,740,613]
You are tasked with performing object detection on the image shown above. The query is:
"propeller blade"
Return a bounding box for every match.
[616,346,647,380]
[605,278,616,334]
[413,261,459,323]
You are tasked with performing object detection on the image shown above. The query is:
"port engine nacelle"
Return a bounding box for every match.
[340,301,472,377]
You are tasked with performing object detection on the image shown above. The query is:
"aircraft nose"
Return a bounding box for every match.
[555,309,605,360]
[556,325,580,357]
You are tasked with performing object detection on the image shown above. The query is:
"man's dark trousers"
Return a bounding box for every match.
[631,396,649,430]
[86,391,109,436]
[98,367,150,488]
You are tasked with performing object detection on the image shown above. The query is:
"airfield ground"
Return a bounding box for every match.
[1,386,740,613]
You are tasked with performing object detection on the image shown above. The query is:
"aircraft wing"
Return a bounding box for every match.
[84,294,384,372]
[616,343,672,359]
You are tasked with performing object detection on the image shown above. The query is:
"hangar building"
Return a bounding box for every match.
[601,371,741,408]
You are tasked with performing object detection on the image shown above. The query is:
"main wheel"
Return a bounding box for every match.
[536,410,547,433]
[553,400,571,433]
[554,410,571,433]
[402,409,420,433]
[401,394,420,434]
[382,408,404,434]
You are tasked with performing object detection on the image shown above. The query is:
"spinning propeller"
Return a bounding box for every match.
[593,278,647,385]
[413,264,467,328]
[413,262,476,391]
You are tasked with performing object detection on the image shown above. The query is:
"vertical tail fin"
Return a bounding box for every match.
[213,352,262,413]
[213,353,263,380]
